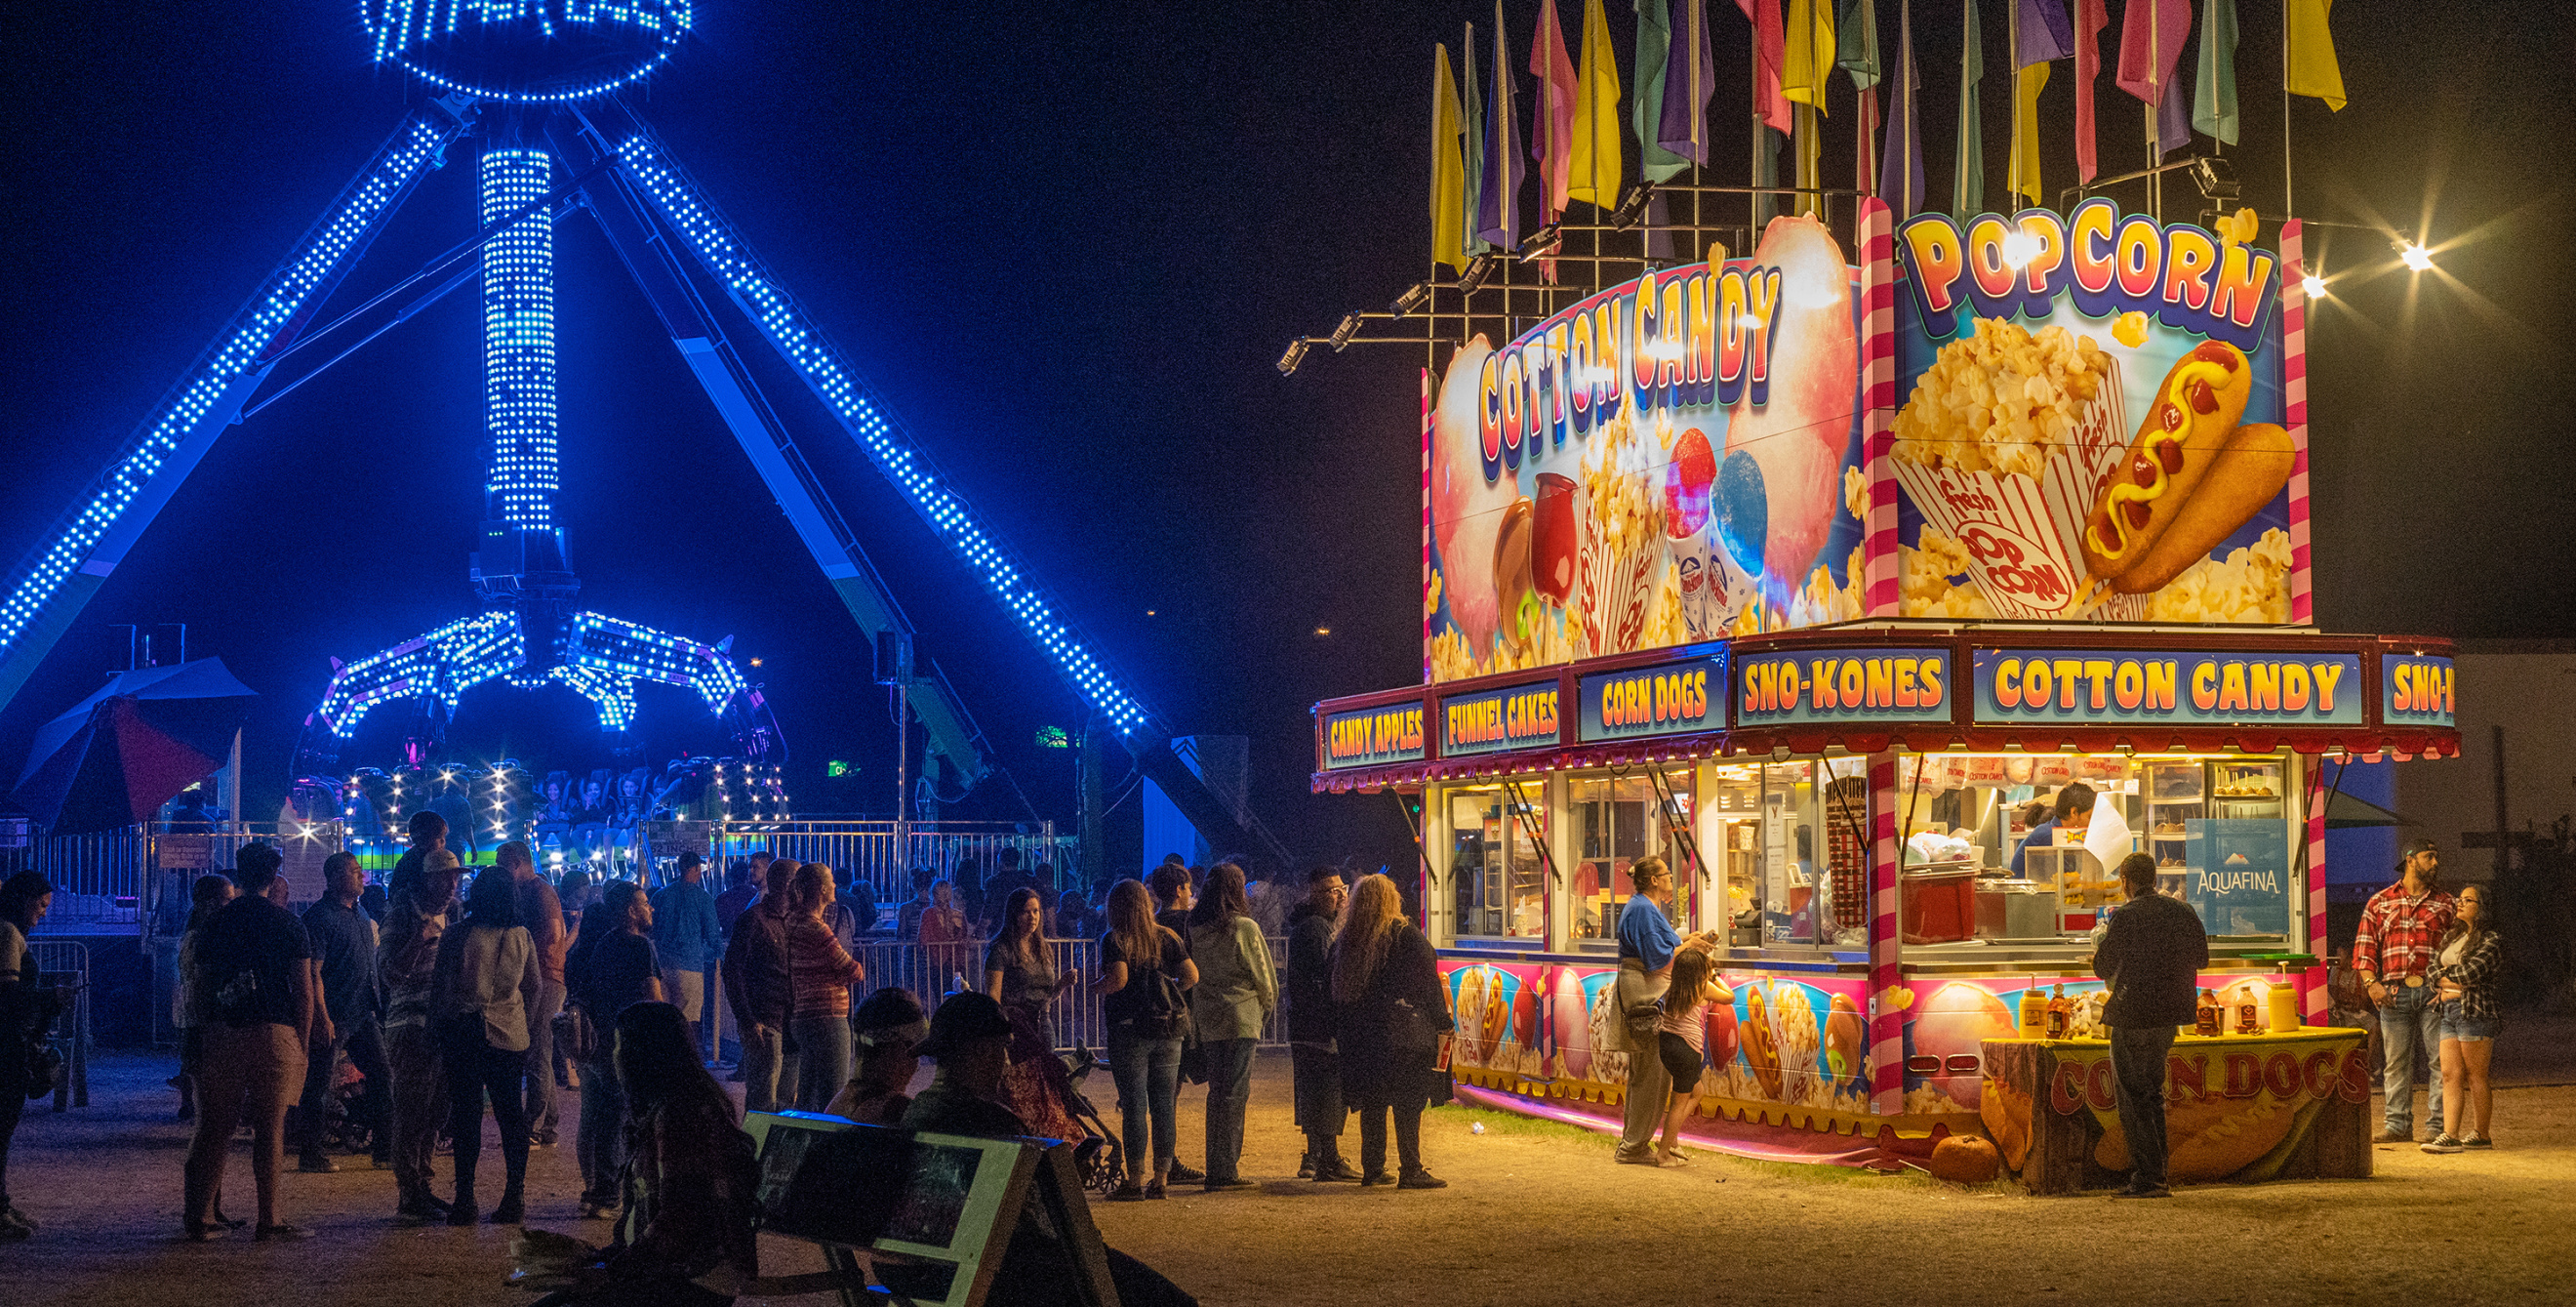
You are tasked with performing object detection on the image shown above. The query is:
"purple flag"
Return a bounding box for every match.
[1659,0,1716,166]
[1878,0,1924,219]
[2015,0,2075,67]
[2151,59,2194,157]
[1477,1,1525,248]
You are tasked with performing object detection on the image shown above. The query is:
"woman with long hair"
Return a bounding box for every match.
[171,874,239,1123]
[1329,873,1450,1189]
[1186,864,1275,1191]
[982,887,1084,1142]
[2423,885,2505,1154]
[566,881,664,1217]
[785,863,865,1112]
[430,867,540,1224]
[1092,879,1200,1199]
[1651,946,1731,1165]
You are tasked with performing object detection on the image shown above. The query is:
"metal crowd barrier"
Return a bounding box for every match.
[30,940,90,1110]
[841,934,1292,1052]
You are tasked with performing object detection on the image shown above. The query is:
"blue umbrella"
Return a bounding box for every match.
[14,658,256,834]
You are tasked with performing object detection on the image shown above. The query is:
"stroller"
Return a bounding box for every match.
[1053,1046,1125,1196]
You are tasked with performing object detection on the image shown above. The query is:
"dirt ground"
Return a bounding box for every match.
[6,1037,2571,1307]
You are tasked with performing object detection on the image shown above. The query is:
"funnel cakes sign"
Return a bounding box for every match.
[1427,216,1870,685]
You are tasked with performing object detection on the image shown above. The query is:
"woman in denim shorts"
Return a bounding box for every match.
[2421,885,2502,1154]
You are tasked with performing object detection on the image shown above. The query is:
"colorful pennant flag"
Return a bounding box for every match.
[1431,44,1469,272]
[1739,0,1795,133]
[1879,0,1924,219]
[1568,0,1626,208]
[1531,0,1579,225]
[1464,25,1489,256]
[2115,0,2192,108]
[1784,0,1837,109]
[1477,2,1524,249]
[1953,0,1983,220]
[2151,58,2193,157]
[2013,61,2049,204]
[2073,0,2107,183]
[2285,0,2346,110]
[1635,0,1688,181]
[1662,0,1717,166]
[1839,0,1882,193]
[2193,0,2238,143]
[2015,0,2075,66]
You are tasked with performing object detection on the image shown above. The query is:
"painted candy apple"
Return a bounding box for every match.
[1724,215,1857,597]
[1703,983,1741,1072]
[1911,982,2017,1111]
[1429,337,1513,657]
[1552,967,1594,1082]
[1823,992,1866,1084]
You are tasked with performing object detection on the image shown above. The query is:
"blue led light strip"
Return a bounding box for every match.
[608,130,1152,733]
[361,2,695,104]
[318,607,749,737]
[0,113,460,676]
[482,146,558,529]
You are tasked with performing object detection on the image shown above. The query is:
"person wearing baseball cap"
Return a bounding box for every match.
[900,994,1025,1139]
[2353,837,2456,1143]
[826,989,930,1123]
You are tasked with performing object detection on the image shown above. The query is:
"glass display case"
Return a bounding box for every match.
[1570,767,1699,944]
[1447,784,1548,943]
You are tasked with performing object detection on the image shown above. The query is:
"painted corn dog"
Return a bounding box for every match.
[2112,423,2294,593]
[2079,341,2255,583]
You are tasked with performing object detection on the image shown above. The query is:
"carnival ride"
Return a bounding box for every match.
[0,4,1290,867]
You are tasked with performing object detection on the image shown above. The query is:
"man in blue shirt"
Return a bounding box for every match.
[297,853,388,1172]
[2010,785,2095,877]
[1613,856,1721,1166]
[650,851,722,1055]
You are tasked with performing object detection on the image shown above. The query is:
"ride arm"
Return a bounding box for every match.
[0,100,472,717]
[547,117,990,792]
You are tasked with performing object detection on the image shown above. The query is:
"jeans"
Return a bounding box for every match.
[2437,1000,2501,1042]
[440,1019,531,1206]
[576,1055,626,1205]
[1356,1100,1424,1176]
[2109,1025,2178,1189]
[383,1022,445,1207]
[297,1016,391,1159]
[2378,984,2444,1136]
[740,1022,800,1116]
[525,978,566,1139]
[1200,1038,1257,1183]
[1107,1027,1183,1173]
[1613,958,1671,1162]
[790,1014,853,1113]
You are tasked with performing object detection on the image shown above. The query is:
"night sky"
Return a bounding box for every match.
[0,3,2568,872]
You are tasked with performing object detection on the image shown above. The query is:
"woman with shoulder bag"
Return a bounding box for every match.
[1091,880,1199,1201]
[1186,865,1275,1191]
[429,870,542,1224]
[1328,873,1451,1190]
[1611,856,1721,1167]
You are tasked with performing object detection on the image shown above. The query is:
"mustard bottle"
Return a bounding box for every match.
[2018,986,2047,1040]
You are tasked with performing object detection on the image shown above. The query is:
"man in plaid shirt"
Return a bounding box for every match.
[2352,838,2456,1142]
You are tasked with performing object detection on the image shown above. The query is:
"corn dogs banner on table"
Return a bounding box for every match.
[1890,205,2300,627]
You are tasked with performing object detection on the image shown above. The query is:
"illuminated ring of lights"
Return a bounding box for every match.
[360,2,694,105]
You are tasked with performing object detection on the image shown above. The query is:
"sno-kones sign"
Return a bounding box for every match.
[1426,216,1868,686]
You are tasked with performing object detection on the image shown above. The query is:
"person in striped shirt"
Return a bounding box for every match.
[2352,838,2456,1143]
[785,863,864,1113]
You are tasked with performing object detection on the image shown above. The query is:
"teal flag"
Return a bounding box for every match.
[1635,0,1689,181]
[1953,0,1982,220]
[2193,0,2239,144]
[1838,0,1881,90]
[1464,23,1492,253]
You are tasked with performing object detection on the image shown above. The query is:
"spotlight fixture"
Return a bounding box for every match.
[2301,273,2327,299]
[2397,241,2434,272]
[1329,310,1363,351]
[1389,281,1431,318]
[1458,250,1500,296]
[1611,182,1655,231]
[1517,223,1563,263]
[1276,337,1311,376]
[2187,154,2240,202]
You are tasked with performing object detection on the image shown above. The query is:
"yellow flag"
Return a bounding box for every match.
[2285,0,2346,110]
[1431,44,1468,271]
[1783,0,1838,110]
[2011,62,2049,204]
[1567,0,1624,207]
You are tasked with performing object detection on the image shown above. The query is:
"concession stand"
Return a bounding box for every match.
[1307,195,2464,1187]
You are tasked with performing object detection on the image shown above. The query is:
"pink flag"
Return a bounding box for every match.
[1530,0,1580,223]
[2074,0,2107,182]
[2115,0,2192,106]
[1736,0,1795,133]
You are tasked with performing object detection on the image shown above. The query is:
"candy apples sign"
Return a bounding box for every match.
[1890,207,2305,628]
[1427,216,1867,684]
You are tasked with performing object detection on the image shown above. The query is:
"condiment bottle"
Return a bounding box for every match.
[2018,986,2048,1040]
[2234,989,2261,1036]
[2044,984,2072,1041]
[2194,989,2221,1038]
[2267,982,2301,1034]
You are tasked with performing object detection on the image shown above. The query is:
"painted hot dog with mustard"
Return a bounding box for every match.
[2112,423,2294,593]
[2080,341,2255,583]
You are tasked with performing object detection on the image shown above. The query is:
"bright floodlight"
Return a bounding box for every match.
[2399,243,2435,272]
[1999,229,2043,270]
[362,1,695,103]
[2301,274,2327,300]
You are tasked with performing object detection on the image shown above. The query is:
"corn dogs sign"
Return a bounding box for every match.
[1971,649,2365,726]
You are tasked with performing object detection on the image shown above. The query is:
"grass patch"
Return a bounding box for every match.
[1429,1103,1617,1150]
[1429,1103,1940,1187]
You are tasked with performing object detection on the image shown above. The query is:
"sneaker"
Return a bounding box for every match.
[1202,1176,1256,1193]
[1107,1183,1147,1203]
[1166,1162,1206,1184]
[578,1199,620,1220]
[2370,1128,2413,1145]
[2421,1134,2466,1155]
[253,1223,312,1242]
[1144,1181,1167,1201]
[1311,1156,1362,1183]
[2462,1134,2494,1149]
[447,1202,479,1227]
[2112,1184,2174,1199]
[297,1154,341,1173]
[1397,1168,1450,1190]
[1296,1155,1315,1179]
[1614,1152,1665,1167]
[490,1196,525,1225]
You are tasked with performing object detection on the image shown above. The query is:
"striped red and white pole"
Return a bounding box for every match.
[1869,751,1905,1114]
[1860,198,1901,617]
[2304,755,2331,1025]
[2280,220,2314,625]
